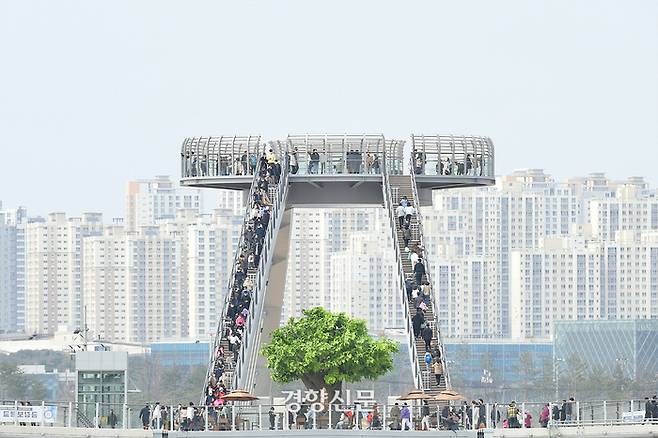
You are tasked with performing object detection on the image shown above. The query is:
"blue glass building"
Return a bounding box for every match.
[149,342,210,367]
[444,340,553,389]
[554,319,658,380]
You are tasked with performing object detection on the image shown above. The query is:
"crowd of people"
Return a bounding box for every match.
[137,402,236,431]
[204,149,283,408]
[182,142,493,179]
[296,148,381,175]
[395,195,445,389]
[413,150,487,177]
[184,147,392,178]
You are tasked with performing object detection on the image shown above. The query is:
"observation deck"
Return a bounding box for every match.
[180,134,495,206]
[178,132,496,404]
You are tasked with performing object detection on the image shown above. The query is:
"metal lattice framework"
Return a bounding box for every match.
[411,134,495,177]
[180,135,264,178]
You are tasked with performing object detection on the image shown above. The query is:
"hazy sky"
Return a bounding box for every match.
[1,0,657,219]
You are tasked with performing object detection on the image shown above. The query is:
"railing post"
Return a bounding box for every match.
[41,401,46,427]
[328,406,332,430]
[231,405,236,431]
[521,402,526,428]
[95,402,99,428]
[68,401,73,428]
[13,400,18,426]
[172,405,176,431]
[383,405,387,430]
[258,404,262,430]
[313,408,317,430]
[603,400,607,423]
[204,405,209,431]
[576,401,580,424]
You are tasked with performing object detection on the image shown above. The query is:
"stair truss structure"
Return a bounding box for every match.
[179,133,495,401]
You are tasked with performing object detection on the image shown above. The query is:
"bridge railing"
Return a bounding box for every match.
[410,134,495,178]
[202,152,289,402]
[181,136,264,178]
[3,399,657,431]
[381,155,424,391]
[409,157,452,389]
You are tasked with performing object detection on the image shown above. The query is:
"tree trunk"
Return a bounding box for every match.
[300,372,342,402]
[300,373,343,428]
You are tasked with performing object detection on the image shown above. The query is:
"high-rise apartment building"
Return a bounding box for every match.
[429,170,658,340]
[589,184,658,242]
[25,212,103,335]
[187,209,242,339]
[83,223,128,341]
[511,231,658,338]
[281,208,399,331]
[0,204,27,334]
[81,208,242,343]
[329,231,401,332]
[125,226,182,343]
[125,175,202,231]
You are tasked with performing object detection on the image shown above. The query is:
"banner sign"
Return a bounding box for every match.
[0,405,57,423]
[281,389,375,412]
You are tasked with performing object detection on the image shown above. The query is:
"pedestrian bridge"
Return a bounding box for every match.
[178,133,497,408]
[180,134,495,206]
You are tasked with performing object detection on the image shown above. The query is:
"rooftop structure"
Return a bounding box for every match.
[178,133,496,403]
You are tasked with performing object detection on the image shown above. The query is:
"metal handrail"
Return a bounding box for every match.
[410,134,495,177]
[231,156,290,392]
[381,155,424,390]
[201,162,260,402]
[409,158,452,389]
[240,156,290,392]
[201,148,284,401]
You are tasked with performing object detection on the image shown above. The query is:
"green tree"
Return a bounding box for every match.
[537,356,554,401]
[0,363,48,401]
[449,345,471,389]
[563,353,588,399]
[518,351,536,400]
[261,307,398,397]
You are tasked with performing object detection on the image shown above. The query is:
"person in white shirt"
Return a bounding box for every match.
[152,402,162,429]
[396,204,405,228]
[186,403,195,431]
[404,204,416,225]
[408,250,419,268]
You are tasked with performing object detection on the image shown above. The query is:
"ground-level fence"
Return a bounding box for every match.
[1,400,657,431]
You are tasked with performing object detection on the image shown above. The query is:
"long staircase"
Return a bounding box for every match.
[382,168,450,396]
[203,155,290,401]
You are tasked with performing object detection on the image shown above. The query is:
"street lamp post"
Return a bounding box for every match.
[481,369,493,400]
[554,358,564,401]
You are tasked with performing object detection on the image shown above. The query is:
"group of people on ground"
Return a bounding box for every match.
[204,149,282,407]
[139,402,207,431]
[645,396,658,421]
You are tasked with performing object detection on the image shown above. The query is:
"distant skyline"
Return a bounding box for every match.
[1,167,653,220]
[1,0,657,219]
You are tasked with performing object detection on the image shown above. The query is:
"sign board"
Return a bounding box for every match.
[0,405,57,423]
[622,410,645,422]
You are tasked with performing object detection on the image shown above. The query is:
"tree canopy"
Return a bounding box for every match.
[0,363,48,401]
[261,307,398,392]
